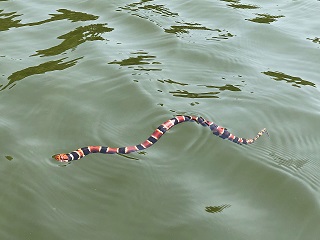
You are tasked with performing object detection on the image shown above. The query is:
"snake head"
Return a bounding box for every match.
[53,154,70,162]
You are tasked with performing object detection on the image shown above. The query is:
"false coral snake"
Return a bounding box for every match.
[53,115,267,162]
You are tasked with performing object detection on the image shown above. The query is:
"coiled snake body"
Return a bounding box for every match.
[53,115,267,163]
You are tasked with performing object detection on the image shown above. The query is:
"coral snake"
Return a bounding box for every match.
[53,115,268,163]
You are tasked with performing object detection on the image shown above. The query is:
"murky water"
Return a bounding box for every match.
[1,0,320,239]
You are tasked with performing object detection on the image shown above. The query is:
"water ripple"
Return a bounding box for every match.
[118,0,234,42]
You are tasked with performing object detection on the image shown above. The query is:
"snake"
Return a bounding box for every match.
[53,115,268,163]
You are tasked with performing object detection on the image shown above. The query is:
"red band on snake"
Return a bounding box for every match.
[53,115,268,163]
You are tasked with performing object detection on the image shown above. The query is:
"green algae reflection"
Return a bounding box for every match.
[1,57,82,91]
[0,9,99,31]
[263,71,315,88]
[33,23,113,57]
[205,204,231,214]
[0,10,22,31]
[109,51,161,71]
[247,13,284,24]
[1,8,113,91]
[221,0,259,9]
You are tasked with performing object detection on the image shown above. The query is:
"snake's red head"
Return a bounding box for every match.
[53,154,70,162]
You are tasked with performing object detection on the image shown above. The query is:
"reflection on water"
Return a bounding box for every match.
[1,7,113,91]
[263,71,316,88]
[205,204,231,214]
[220,1,284,24]
[2,57,82,90]
[202,84,241,92]
[247,13,284,24]
[119,0,178,18]
[22,9,99,27]
[170,90,219,99]
[221,0,259,9]
[32,23,113,57]
[159,79,242,99]
[0,9,22,31]
[164,22,211,34]
[158,79,188,86]
[5,155,13,161]
[207,29,235,41]
[119,0,234,42]
[140,3,178,17]
[109,51,161,71]
[0,8,99,31]
[307,37,320,45]
[26,9,98,25]
[228,3,259,9]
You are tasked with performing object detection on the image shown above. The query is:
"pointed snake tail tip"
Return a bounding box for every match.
[264,128,270,137]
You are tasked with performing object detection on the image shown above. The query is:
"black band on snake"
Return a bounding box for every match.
[53,115,268,163]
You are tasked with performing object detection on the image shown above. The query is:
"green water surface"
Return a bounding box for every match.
[1,1,320,239]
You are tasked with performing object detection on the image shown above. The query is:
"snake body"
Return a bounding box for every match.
[53,115,267,163]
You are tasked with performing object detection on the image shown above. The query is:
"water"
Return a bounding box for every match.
[1,0,320,239]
